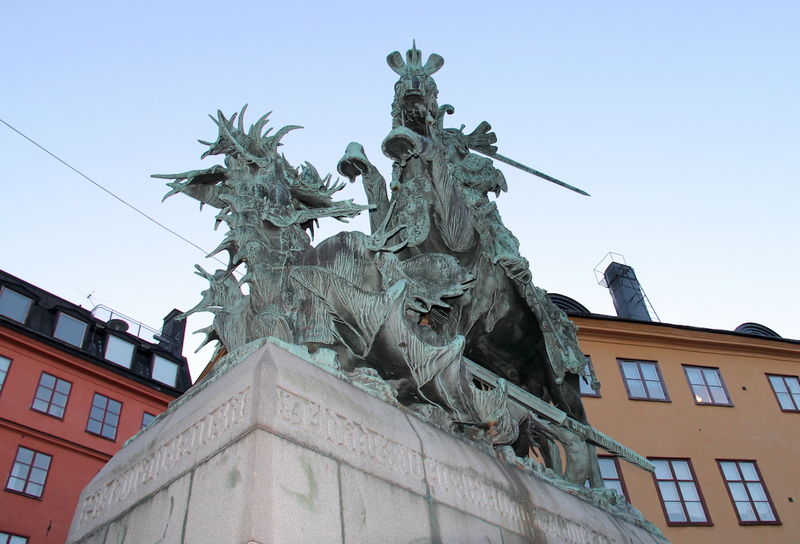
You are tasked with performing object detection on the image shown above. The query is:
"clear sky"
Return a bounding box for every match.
[2,1,798,378]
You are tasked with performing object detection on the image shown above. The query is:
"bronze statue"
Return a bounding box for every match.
[154,44,652,491]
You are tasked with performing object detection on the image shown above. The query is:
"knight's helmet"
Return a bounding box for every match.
[387,42,445,132]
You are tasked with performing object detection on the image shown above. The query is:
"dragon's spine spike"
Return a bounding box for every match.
[237,104,248,132]
[270,125,302,151]
[251,112,272,139]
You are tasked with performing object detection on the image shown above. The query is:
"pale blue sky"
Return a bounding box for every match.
[2,1,798,377]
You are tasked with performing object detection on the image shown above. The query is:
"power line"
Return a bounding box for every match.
[0,117,231,270]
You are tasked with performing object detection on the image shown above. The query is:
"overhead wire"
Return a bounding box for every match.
[0,117,233,272]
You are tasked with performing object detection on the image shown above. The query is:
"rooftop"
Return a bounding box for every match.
[0,269,192,395]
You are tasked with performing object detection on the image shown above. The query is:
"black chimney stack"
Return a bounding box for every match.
[603,262,652,321]
[157,309,186,357]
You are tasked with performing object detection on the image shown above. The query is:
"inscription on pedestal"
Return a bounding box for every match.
[275,387,610,542]
[75,387,251,528]
[276,387,425,480]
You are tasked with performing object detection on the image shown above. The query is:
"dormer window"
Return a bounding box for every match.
[53,312,87,347]
[105,335,135,368]
[152,355,178,387]
[0,287,32,323]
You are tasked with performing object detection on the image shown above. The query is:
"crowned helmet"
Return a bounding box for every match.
[387,42,445,134]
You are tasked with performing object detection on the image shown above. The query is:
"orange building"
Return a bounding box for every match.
[548,263,798,543]
[0,270,191,544]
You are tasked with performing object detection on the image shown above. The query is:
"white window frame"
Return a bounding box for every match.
[152,355,179,387]
[104,335,135,368]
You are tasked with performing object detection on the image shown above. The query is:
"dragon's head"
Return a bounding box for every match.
[199,105,301,165]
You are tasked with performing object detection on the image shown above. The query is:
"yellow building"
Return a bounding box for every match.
[555,295,799,543]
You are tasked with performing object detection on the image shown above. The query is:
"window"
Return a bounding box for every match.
[152,355,179,387]
[86,393,122,440]
[0,532,28,544]
[5,446,51,498]
[718,460,780,524]
[141,412,156,429]
[105,335,134,368]
[0,287,32,323]
[618,359,669,401]
[597,456,627,498]
[767,374,800,412]
[0,356,10,393]
[53,312,87,347]
[579,356,600,397]
[31,373,71,419]
[683,366,732,406]
[651,458,710,525]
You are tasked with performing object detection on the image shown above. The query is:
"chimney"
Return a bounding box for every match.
[157,309,186,357]
[603,262,652,321]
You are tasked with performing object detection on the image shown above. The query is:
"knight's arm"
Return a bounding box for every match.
[337,142,390,233]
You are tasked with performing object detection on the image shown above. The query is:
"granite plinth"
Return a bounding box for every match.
[68,342,667,544]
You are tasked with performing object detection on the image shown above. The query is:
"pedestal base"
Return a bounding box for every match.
[68,342,667,543]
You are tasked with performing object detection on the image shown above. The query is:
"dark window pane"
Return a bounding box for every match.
[645,380,666,399]
[736,501,757,522]
[628,381,646,398]
[0,288,32,323]
[769,376,785,392]
[621,362,639,379]
[86,393,122,440]
[755,501,776,522]
[640,364,658,381]
[0,356,10,391]
[53,313,87,347]
[664,501,686,522]
[685,501,707,522]
[685,367,702,384]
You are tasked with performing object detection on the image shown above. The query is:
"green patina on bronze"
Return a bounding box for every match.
[153,45,655,507]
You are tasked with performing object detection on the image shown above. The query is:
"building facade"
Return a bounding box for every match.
[0,270,191,544]
[566,311,799,543]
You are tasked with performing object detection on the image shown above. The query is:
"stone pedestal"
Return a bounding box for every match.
[68,342,667,543]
